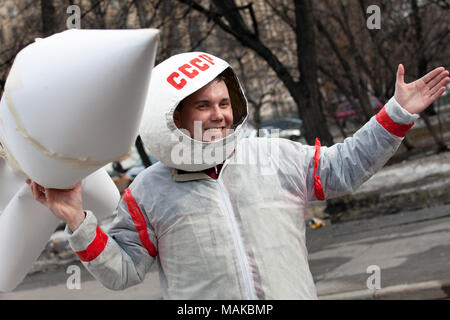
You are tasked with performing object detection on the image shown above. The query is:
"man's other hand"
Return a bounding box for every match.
[394,64,450,114]
[26,179,85,232]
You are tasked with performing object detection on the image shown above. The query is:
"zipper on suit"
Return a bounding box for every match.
[216,177,256,300]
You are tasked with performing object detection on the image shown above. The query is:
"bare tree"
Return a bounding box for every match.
[315,0,374,122]
[177,0,334,146]
[410,0,448,151]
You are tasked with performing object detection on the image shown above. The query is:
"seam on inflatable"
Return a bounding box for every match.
[3,89,130,167]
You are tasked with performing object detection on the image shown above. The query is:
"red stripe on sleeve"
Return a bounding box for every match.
[375,106,414,137]
[123,188,158,258]
[75,226,108,262]
[314,138,325,201]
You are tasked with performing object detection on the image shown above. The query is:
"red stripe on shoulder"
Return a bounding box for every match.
[75,226,108,262]
[123,188,158,257]
[375,106,414,137]
[313,138,325,201]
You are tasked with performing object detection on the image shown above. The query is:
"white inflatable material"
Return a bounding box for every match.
[0,167,120,292]
[0,28,158,292]
[0,28,159,188]
[0,158,25,213]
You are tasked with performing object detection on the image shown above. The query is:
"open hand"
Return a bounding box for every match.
[394,64,450,114]
[26,179,85,232]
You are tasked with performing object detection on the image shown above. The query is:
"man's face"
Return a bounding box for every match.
[173,79,234,142]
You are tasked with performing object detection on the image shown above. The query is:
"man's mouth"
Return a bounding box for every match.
[204,127,224,132]
[203,127,225,141]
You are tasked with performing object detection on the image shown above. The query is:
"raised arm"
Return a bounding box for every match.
[307,65,449,201]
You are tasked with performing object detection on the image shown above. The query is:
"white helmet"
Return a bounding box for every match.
[139,52,248,171]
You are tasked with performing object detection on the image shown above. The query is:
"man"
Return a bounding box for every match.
[28,52,449,299]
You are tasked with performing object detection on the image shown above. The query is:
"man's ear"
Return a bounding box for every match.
[173,110,182,128]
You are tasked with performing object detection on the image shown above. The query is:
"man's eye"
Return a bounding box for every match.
[197,105,207,109]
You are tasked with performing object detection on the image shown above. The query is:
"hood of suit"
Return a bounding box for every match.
[139,52,248,171]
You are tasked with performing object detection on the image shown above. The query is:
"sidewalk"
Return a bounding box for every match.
[305,150,450,299]
[2,151,449,300]
[319,280,450,300]
[307,204,450,300]
[2,203,449,300]
[0,269,163,300]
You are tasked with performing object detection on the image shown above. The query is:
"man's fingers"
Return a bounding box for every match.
[422,67,445,84]
[30,182,39,200]
[396,64,405,85]
[31,182,42,200]
[428,76,450,97]
[430,86,447,103]
[30,181,46,203]
[74,181,82,190]
[427,70,449,89]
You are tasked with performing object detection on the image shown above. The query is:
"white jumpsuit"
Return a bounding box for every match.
[66,52,419,299]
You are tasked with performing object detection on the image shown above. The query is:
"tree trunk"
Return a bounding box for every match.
[41,0,57,37]
[410,0,446,151]
[254,105,262,135]
[135,135,152,168]
[411,0,436,117]
[356,79,374,121]
[315,18,371,123]
[294,0,333,145]
[134,0,148,28]
[90,0,106,29]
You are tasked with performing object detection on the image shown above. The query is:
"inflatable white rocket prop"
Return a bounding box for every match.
[0,28,159,292]
[0,162,119,292]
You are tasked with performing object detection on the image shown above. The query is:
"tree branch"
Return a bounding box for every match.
[178,0,297,96]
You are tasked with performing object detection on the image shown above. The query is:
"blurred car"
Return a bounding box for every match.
[335,96,383,126]
[261,118,303,141]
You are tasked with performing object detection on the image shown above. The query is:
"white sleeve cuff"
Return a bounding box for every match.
[384,96,420,125]
[65,210,98,252]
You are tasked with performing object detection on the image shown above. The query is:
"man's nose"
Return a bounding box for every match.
[210,105,225,121]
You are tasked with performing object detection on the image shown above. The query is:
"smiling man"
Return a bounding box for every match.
[27,52,450,299]
[173,75,234,142]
